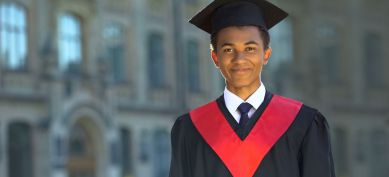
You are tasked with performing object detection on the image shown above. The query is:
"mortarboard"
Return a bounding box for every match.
[189,0,288,34]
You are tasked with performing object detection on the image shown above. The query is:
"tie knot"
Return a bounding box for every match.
[238,102,252,115]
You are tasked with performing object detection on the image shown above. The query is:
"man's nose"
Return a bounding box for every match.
[234,51,245,61]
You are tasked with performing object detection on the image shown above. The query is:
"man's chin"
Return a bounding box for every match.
[228,82,255,89]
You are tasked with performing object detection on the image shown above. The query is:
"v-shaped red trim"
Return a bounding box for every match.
[190,95,302,177]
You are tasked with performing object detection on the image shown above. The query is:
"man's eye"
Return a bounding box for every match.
[246,47,256,52]
[223,48,233,53]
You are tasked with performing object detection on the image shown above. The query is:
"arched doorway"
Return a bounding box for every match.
[67,117,101,177]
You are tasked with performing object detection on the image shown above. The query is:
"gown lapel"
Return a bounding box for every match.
[190,94,302,177]
[216,91,273,140]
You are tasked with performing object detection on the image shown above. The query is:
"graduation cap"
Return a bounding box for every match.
[189,0,288,34]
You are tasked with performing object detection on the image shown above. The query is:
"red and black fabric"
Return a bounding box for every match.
[169,91,336,177]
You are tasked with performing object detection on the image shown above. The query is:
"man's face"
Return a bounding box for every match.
[211,26,271,90]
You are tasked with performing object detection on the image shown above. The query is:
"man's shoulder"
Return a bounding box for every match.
[272,94,325,122]
[171,113,192,137]
[174,113,192,127]
[173,99,220,129]
[276,96,330,140]
[272,94,319,112]
[294,102,329,131]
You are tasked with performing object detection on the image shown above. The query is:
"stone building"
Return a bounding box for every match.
[0,0,388,177]
[0,0,220,177]
[265,1,389,177]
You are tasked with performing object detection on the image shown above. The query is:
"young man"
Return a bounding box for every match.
[169,0,336,177]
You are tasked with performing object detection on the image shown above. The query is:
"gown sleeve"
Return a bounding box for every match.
[300,112,336,177]
[169,116,191,177]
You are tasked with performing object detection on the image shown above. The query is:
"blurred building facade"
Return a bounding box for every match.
[264,1,389,177]
[0,0,388,177]
[0,0,221,177]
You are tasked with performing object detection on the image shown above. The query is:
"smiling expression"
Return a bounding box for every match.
[211,26,271,91]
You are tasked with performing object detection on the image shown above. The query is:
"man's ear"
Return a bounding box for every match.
[263,47,272,65]
[211,50,220,68]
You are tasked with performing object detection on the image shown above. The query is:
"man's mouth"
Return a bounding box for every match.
[231,68,251,74]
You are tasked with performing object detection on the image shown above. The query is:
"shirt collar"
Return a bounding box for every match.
[223,82,266,112]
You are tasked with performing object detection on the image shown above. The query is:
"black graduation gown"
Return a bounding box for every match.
[169,92,336,177]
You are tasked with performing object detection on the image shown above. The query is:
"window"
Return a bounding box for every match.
[58,13,82,72]
[369,129,389,177]
[67,123,96,177]
[354,130,367,163]
[333,127,349,177]
[148,33,165,88]
[103,24,125,83]
[120,128,133,176]
[52,136,65,169]
[7,122,33,177]
[266,19,293,93]
[186,40,200,92]
[69,124,88,156]
[269,19,294,67]
[152,129,170,177]
[317,24,341,84]
[0,3,27,70]
[364,32,383,88]
[139,129,150,163]
[110,141,120,165]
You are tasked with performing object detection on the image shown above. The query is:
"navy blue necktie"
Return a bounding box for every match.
[238,102,252,128]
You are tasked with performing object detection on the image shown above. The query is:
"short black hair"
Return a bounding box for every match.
[210,27,270,52]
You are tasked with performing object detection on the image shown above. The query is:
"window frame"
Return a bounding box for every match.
[186,39,201,93]
[103,23,126,83]
[0,2,29,71]
[57,12,83,73]
[147,32,166,89]
[7,122,34,177]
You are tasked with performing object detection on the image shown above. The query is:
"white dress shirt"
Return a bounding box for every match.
[223,82,266,123]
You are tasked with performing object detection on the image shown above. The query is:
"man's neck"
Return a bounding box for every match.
[226,82,261,101]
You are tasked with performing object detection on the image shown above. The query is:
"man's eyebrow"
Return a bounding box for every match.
[220,42,234,47]
[245,41,259,45]
[220,41,259,47]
